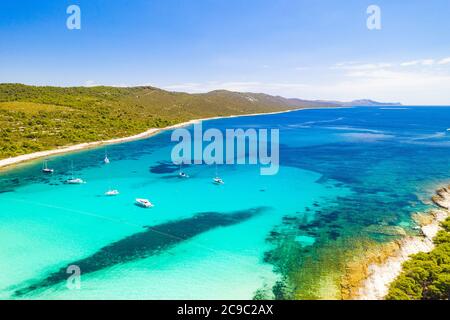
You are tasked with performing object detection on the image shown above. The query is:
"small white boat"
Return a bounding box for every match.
[66,161,85,184]
[212,164,224,184]
[105,189,119,196]
[66,178,85,184]
[178,164,189,178]
[213,177,224,185]
[179,171,189,178]
[104,149,110,164]
[135,198,154,208]
[42,160,54,174]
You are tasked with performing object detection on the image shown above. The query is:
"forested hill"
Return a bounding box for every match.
[0,83,395,159]
[0,84,326,158]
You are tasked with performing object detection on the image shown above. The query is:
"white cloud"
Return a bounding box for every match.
[161,56,450,105]
[400,59,435,67]
[337,57,448,69]
[438,57,450,65]
[332,62,392,70]
[164,67,450,105]
[312,69,450,105]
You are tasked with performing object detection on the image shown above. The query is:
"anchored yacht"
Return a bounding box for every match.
[105,189,120,196]
[66,161,85,184]
[135,198,154,208]
[42,160,54,174]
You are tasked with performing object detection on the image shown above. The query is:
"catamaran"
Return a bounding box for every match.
[135,198,154,208]
[42,160,54,174]
[66,161,85,184]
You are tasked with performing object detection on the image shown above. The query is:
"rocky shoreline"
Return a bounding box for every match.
[355,185,450,300]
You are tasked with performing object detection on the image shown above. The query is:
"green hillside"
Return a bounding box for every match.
[0,83,331,159]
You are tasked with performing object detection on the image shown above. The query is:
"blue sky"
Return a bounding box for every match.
[1,0,450,104]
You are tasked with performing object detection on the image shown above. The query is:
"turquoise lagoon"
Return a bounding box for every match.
[1,106,450,299]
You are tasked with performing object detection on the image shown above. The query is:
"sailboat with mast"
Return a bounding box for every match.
[42,159,54,174]
[104,149,110,164]
[212,164,224,185]
[178,163,189,178]
[104,155,119,196]
[66,161,85,184]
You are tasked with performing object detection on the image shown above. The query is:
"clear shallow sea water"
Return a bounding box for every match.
[1,106,450,299]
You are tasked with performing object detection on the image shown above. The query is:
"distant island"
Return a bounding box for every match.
[314,98,402,107]
[341,99,403,107]
[0,83,400,160]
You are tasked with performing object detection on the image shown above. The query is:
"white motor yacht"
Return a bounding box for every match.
[213,177,224,185]
[105,189,120,196]
[135,198,154,208]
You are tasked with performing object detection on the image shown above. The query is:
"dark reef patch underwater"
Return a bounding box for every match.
[13,207,268,297]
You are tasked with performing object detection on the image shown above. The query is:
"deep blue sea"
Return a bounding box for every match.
[1,106,449,299]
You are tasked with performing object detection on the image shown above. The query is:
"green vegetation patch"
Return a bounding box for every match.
[386,217,450,300]
[0,84,304,159]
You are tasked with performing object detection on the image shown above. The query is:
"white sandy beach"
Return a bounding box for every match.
[356,187,450,300]
[0,108,299,171]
